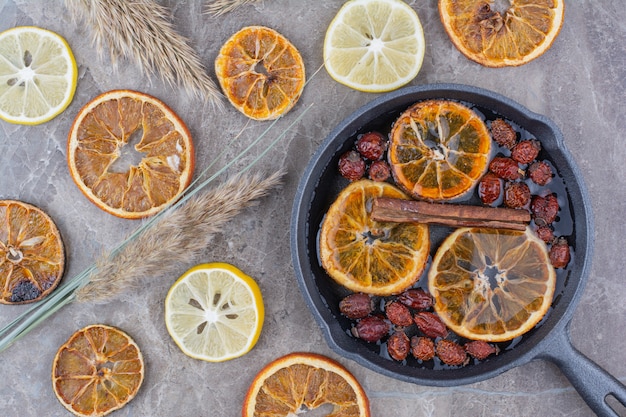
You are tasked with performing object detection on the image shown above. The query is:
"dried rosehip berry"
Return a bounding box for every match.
[351,315,389,342]
[489,157,524,181]
[504,181,531,209]
[356,131,387,161]
[339,293,373,319]
[385,301,414,327]
[368,160,391,182]
[338,150,365,181]
[414,311,448,339]
[387,331,410,361]
[397,288,433,311]
[549,237,571,269]
[535,225,555,243]
[436,340,467,366]
[478,172,502,205]
[490,118,517,149]
[511,139,541,164]
[464,340,498,360]
[528,160,553,186]
[411,336,435,361]
[531,194,559,226]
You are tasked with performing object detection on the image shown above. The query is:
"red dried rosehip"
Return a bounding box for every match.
[478,172,502,205]
[339,293,373,319]
[356,131,387,161]
[414,311,448,339]
[490,118,517,149]
[464,340,498,360]
[528,161,553,185]
[397,288,433,311]
[351,315,390,342]
[387,331,410,361]
[549,237,571,268]
[368,160,391,182]
[385,301,414,327]
[504,181,531,209]
[531,194,559,226]
[411,336,435,361]
[535,225,555,243]
[338,150,366,181]
[511,139,541,164]
[436,340,468,366]
[489,157,524,181]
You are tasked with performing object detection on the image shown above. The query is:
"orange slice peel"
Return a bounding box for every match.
[67,90,194,219]
[0,199,65,304]
[52,324,145,417]
[242,352,371,417]
[215,26,305,120]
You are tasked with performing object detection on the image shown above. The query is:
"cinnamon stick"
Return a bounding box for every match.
[371,198,530,231]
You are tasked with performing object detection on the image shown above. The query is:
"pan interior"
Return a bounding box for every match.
[291,84,592,385]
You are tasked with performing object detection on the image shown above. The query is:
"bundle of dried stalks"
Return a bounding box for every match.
[76,171,284,303]
[65,0,223,108]
[205,0,264,16]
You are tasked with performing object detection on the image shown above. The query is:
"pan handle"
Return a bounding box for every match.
[538,322,626,416]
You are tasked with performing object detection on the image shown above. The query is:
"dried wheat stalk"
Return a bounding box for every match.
[65,0,223,108]
[75,170,284,304]
[205,0,264,16]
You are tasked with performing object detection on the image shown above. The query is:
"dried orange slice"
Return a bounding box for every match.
[439,0,565,67]
[67,90,194,219]
[319,180,430,296]
[242,352,370,417]
[52,324,145,417]
[428,227,556,342]
[0,200,64,304]
[388,99,491,201]
[215,26,305,120]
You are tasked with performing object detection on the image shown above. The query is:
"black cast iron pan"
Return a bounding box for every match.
[290,83,626,416]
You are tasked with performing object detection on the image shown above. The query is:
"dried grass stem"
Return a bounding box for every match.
[66,0,223,107]
[205,0,264,16]
[76,170,284,303]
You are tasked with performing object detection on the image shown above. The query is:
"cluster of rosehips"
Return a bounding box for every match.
[338,131,391,182]
[479,118,570,268]
[339,290,498,366]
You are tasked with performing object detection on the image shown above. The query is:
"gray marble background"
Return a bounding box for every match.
[1,1,625,416]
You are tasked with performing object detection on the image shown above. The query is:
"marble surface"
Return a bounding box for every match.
[1,1,625,416]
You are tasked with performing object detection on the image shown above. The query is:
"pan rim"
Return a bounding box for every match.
[290,82,595,386]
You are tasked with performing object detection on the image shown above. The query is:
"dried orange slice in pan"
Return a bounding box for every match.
[388,99,491,201]
[215,26,305,120]
[52,324,145,417]
[439,0,565,67]
[242,352,371,417]
[319,180,430,296]
[67,90,194,219]
[0,200,64,304]
[428,227,556,342]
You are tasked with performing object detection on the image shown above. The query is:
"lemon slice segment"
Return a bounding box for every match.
[323,0,425,93]
[165,263,264,362]
[0,26,77,125]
